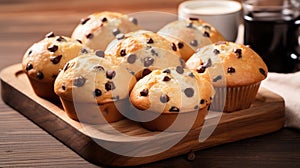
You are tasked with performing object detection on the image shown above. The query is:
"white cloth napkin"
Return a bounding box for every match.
[261,71,300,129]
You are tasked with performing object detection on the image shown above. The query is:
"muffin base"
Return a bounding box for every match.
[139,106,209,132]
[59,97,126,124]
[211,82,261,112]
[27,77,59,102]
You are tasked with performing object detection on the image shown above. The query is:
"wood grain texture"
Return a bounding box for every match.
[0,64,285,166]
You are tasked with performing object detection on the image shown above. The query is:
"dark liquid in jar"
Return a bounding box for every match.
[244,11,299,73]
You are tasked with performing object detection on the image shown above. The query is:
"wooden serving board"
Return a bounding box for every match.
[0,64,285,167]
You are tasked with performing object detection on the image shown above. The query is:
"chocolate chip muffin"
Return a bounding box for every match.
[158,18,225,61]
[130,67,214,131]
[71,11,141,51]
[22,32,88,101]
[186,41,268,112]
[105,30,184,79]
[54,53,136,124]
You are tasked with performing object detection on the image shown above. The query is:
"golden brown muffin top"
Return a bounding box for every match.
[158,19,225,54]
[22,32,87,82]
[186,41,268,87]
[71,11,141,51]
[105,30,184,78]
[130,67,214,113]
[54,53,136,103]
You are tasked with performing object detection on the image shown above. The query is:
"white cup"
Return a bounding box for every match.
[178,0,242,42]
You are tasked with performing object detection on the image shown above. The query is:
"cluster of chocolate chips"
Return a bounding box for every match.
[112,32,184,78]
[139,67,204,113]
[195,42,267,81]
[61,56,118,100]
[79,15,138,41]
[186,18,212,48]
[25,32,82,80]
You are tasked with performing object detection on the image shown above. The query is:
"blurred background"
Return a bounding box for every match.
[0,0,187,70]
[0,0,243,71]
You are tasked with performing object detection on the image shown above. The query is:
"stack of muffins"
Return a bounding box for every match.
[22,11,268,131]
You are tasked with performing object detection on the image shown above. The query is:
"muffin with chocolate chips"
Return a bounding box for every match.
[105,30,184,79]
[186,41,268,112]
[22,32,89,101]
[130,67,214,131]
[157,18,225,61]
[54,53,136,124]
[71,11,141,51]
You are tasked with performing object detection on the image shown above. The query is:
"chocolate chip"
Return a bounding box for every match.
[47,45,58,52]
[142,68,152,77]
[28,50,32,56]
[189,17,199,21]
[56,36,66,42]
[180,58,185,67]
[106,70,116,79]
[105,81,116,91]
[200,99,205,104]
[127,54,136,64]
[203,25,211,30]
[73,76,86,87]
[26,63,33,72]
[116,33,125,40]
[143,57,154,67]
[194,105,199,110]
[86,33,93,39]
[213,75,222,82]
[163,76,171,82]
[171,43,177,51]
[213,49,220,55]
[36,71,44,80]
[196,65,206,73]
[63,63,69,71]
[203,31,210,38]
[112,28,120,36]
[45,32,55,38]
[178,42,184,49]
[93,65,105,71]
[95,50,105,57]
[227,67,236,73]
[204,58,212,68]
[81,17,90,25]
[81,48,89,54]
[101,17,107,22]
[188,72,195,78]
[76,39,82,44]
[120,49,126,56]
[50,55,62,64]
[147,38,154,44]
[176,66,184,74]
[190,40,198,47]
[140,88,149,96]
[184,88,194,97]
[169,106,180,112]
[160,94,170,103]
[234,49,242,58]
[129,17,138,25]
[151,49,159,56]
[62,83,66,90]
[163,69,171,74]
[259,68,266,77]
[94,89,102,97]
[186,22,193,28]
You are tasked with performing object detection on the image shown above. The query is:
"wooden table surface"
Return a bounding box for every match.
[0,0,299,167]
